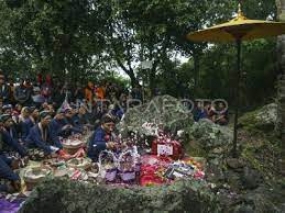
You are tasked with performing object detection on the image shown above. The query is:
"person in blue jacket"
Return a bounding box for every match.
[76,104,92,127]
[0,114,29,192]
[19,106,35,143]
[1,114,25,153]
[0,154,22,192]
[193,102,210,122]
[87,114,118,161]
[0,114,28,156]
[62,108,84,136]
[49,109,70,138]
[26,111,62,156]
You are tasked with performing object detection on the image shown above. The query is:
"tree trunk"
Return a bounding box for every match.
[149,67,156,98]
[193,51,200,97]
[114,56,138,88]
[275,0,285,143]
[129,71,139,88]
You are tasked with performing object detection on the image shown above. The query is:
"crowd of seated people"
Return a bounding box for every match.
[3,70,233,192]
[193,101,229,125]
[0,70,144,193]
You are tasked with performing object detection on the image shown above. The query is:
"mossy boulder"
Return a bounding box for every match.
[119,95,193,136]
[239,103,276,132]
[19,178,217,213]
[216,183,285,213]
[185,119,233,158]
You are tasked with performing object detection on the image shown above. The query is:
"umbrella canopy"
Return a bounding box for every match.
[187,3,285,157]
[187,4,285,42]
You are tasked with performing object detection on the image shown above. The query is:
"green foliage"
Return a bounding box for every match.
[163,38,277,108]
[0,0,279,105]
[96,0,239,91]
[0,0,112,81]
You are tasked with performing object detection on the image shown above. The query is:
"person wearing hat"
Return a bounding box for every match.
[62,108,84,136]
[75,103,93,129]
[0,114,28,156]
[48,107,81,138]
[0,114,29,192]
[29,106,40,124]
[2,104,12,115]
[49,108,72,138]
[19,107,35,142]
[0,114,26,153]
[87,113,119,161]
[25,111,62,155]
[11,103,22,134]
[70,104,93,134]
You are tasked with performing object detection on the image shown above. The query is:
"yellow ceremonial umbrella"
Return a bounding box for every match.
[187,3,285,157]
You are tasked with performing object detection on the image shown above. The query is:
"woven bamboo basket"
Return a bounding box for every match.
[66,158,92,170]
[62,140,84,155]
[23,167,51,191]
[98,150,118,182]
[118,150,136,182]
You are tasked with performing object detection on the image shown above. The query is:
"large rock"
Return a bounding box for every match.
[119,95,193,136]
[216,188,284,213]
[226,184,285,213]
[239,103,277,132]
[205,159,285,213]
[241,166,263,190]
[19,178,217,213]
[187,119,233,158]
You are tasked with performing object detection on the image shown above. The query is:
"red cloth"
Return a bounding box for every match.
[140,165,164,186]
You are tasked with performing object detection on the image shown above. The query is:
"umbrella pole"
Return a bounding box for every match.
[233,38,241,158]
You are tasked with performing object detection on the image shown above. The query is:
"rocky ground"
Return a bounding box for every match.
[201,103,285,213]
[20,97,285,213]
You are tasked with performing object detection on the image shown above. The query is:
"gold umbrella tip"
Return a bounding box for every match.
[238,2,243,17]
[232,2,247,21]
